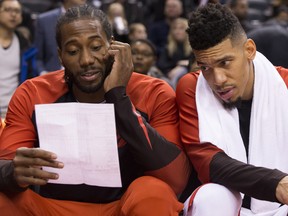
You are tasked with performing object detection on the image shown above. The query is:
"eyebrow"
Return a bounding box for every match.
[64,35,102,47]
[197,55,234,65]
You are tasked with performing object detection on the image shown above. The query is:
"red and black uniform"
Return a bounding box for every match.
[0,118,3,136]
[0,70,190,204]
[176,67,288,206]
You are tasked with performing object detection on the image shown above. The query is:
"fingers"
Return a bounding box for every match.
[104,41,133,92]
[13,147,64,188]
[14,147,63,168]
[14,166,59,187]
[108,41,133,65]
[16,147,57,160]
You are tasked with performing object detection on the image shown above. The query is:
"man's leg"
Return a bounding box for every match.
[119,176,183,216]
[184,183,242,216]
[6,189,119,216]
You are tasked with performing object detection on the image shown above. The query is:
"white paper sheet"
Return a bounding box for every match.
[35,102,122,187]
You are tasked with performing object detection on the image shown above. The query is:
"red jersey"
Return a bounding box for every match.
[0,70,190,203]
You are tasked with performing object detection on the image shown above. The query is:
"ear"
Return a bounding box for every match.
[244,38,256,61]
[57,48,63,66]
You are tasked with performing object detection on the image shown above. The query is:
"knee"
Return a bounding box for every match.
[127,176,176,200]
[120,176,183,215]
[194,183,241,206]
[186,183,242,216]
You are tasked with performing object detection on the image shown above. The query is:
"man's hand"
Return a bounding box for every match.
[13,147,64,188]
[103,41,133,92]
[276,176,288,204]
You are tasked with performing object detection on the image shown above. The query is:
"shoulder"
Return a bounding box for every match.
[276,66,288,87]
[127,72,175,98]
[7,70,67,120]
[25,69,65,85]
[15,70,67,101]
[127,73,176,115]
[176,71,200,98]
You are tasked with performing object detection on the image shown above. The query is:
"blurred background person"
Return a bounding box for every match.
[128,22,147,43]
[248,24,288,67]
[130,39,171,86]
[16,5,34,42]
[148,0,184,55]
[100,0,145,25]
[156,17,192,89]
[227,0,259,33]
[34,0,86,75]
[263,3,288,27]
[143,0,197,27]
[106,2,129,42]
[247,0,288,68]
[0,0,37,119]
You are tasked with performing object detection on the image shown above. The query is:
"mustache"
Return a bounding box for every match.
[79,66,102,74]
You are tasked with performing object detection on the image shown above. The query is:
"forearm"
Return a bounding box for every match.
[105,86,182,169]
[0,160,25,193]
[210,152,286,202]
[105,87,190,193]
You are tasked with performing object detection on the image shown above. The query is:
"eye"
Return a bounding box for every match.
[91,45,101,51]
[200,65,210,72]
[220,60,229,67]
[67,49,78,56]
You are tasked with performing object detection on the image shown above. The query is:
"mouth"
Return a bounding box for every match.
[134,62,143,67]
[80,70,101,82]
[133,62,144,71]
[9,19,17,24]
[216,87,234,102]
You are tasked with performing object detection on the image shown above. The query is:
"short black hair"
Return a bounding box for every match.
[130,39,157,57]
[56,4,112,49]
[186,3,246,50]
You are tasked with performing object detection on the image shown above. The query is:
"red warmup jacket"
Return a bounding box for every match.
[0,71,190,202]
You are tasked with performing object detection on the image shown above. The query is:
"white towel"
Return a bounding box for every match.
[196,51,288,215]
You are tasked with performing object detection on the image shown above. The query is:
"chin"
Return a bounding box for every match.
[223,97,242,110]
[75,79,104,93]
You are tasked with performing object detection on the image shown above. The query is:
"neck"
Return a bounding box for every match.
[242,61,255,100]
[0,27,14,48]
[0,26,14,39]
[166,17,176,25]
[73,86,106,103]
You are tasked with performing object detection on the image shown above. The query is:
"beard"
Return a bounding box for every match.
[223,96,242,110]
[64,67,108,94]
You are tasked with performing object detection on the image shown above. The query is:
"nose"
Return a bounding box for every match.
[133,53,144,60]
[79,48,94,67]
[213,69,227,86]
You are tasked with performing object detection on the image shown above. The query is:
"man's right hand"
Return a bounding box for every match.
[13,147,64,188]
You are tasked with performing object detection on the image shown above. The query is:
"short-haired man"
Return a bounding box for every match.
[176,3,288,216]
